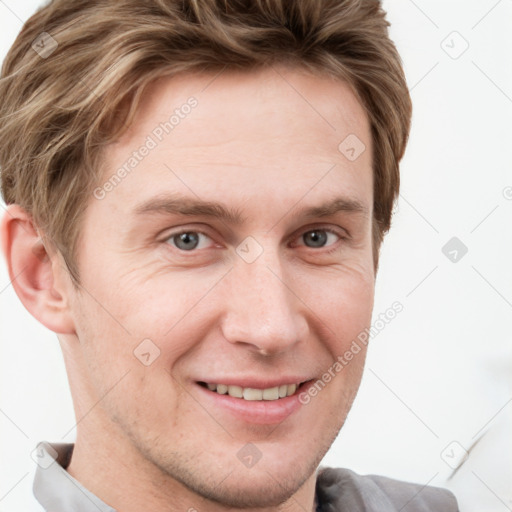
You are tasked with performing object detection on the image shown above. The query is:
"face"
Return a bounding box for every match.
[65,66,375,507]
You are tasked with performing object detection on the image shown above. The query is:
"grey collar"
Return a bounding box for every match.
[33,442,116,512]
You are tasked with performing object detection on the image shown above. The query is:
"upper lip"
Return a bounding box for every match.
[196,377,312,389]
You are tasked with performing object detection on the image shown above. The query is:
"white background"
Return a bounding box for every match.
[1,1,511,511]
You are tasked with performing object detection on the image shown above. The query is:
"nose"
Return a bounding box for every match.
[220,252,308,356]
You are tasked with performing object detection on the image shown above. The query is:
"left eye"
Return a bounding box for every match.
[300,229,340,248]
[166,231,213,251]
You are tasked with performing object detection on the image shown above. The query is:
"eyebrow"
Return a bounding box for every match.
[133,193,368,224]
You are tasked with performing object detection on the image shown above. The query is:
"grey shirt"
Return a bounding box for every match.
[33,442,459,511]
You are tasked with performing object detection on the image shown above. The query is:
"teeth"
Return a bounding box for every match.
[217,384,228,394]
[262,387,279,400]
[205,382,299,400]
[243,388,263,401]
[228,385,243,398]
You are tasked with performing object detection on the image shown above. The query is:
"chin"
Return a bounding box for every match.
[178,461,315,508]
[148,430,336,509]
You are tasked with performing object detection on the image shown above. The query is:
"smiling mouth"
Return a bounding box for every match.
[198,382,306,401]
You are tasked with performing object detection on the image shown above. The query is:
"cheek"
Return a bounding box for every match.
[70,288,187,430]
[114,267,225,355]
[329,277,374,341]
[324,268,373,397]
[73,263,227,389]
[297,261,375,348]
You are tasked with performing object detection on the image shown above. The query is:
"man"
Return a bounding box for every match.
[0,0,458,510]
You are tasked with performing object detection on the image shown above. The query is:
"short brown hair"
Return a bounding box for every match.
[0,0,411,281]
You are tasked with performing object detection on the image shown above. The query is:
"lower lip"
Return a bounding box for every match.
[195,383,310,425]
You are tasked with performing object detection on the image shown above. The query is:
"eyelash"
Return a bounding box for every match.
[163,225,348,254]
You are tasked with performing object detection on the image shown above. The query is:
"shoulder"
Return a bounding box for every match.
[316,467,459,512]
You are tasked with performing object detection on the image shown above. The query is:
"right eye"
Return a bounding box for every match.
[165,231,215,251]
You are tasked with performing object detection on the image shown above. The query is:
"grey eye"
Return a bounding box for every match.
[302,230,328,248]
[172,232,200,250]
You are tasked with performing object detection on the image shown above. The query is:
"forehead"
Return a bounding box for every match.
[121,65,370,152]
[95,66,373,219]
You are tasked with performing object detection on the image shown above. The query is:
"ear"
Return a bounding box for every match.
[1,204,76,334]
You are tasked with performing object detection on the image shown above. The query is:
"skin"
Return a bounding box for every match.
[2,65,375,512]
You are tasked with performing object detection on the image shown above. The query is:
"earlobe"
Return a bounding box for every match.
[1,204,76,334]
